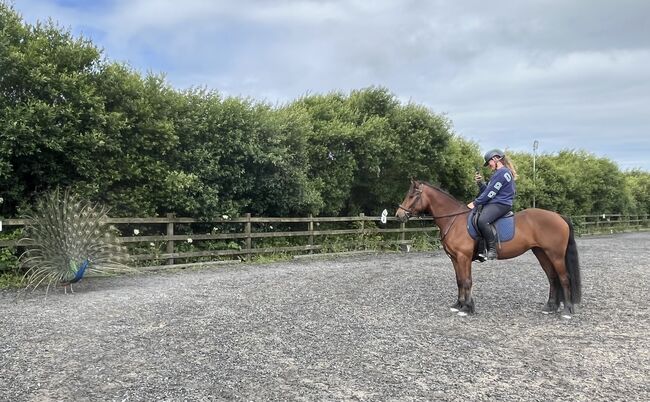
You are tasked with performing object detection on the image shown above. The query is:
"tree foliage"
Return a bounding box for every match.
[1,3,648,220]
[509,150,642,216]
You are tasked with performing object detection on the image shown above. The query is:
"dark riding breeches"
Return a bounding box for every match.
[477,203,512,240]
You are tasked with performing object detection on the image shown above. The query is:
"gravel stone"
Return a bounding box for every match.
[1,232,648,401]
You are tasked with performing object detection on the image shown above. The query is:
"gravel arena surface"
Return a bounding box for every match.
[1,232,649,401]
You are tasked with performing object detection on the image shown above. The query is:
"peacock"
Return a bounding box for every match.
[60,258,91,293]
[19,188,132,295]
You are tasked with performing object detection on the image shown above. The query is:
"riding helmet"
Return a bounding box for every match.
[483,149,505,166]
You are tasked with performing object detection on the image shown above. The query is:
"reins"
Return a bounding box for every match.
[396,204,470,220]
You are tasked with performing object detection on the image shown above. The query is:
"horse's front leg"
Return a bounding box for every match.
[450,255,475,315]
[449,257,463,312]
[450,282,462,312]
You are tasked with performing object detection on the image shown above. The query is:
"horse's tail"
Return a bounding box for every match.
[562,216,582,304]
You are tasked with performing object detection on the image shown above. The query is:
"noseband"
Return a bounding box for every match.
[397,188,423,218]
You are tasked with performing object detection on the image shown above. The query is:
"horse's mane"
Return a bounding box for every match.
[418,181,466,207]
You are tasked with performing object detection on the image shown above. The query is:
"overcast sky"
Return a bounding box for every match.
[14,0,650,170]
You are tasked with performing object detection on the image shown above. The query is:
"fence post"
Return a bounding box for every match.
[359,213,365,250]
[245,213,252,262]
[596,214,605,233]
[308,214,314,254]
[166,213,175,266]
[399,220,409,252]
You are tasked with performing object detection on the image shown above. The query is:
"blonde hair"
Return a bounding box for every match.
[501,155,518,180]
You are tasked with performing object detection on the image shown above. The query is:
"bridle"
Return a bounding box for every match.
[397,185,471,240]
[396,187,424,219]
[397,187,470,220]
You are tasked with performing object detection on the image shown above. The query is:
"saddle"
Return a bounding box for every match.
[467,210,515,262]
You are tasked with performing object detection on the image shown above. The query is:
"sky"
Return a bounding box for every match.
[13,0,650,170]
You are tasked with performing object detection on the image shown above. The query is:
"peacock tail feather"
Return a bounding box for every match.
[19,188,132,293]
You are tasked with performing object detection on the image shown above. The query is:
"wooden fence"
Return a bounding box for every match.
[0,214,438,269]
[570,213,650,235]
[1,213,648,270]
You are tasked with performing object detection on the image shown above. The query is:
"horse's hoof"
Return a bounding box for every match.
[561,314,572,319]
[457,311,468,317]
[450,307,459,312]
[542,304,559,314]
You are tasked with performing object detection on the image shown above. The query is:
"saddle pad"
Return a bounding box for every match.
[467,210,515,242]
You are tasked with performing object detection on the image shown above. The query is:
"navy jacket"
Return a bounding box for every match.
[474,167,516,207]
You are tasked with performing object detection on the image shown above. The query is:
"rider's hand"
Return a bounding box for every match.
[467,202,475,209]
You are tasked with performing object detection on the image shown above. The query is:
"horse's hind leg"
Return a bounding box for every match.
[541,248,575,318]
[555,259,575,318]
[532,248,561,314]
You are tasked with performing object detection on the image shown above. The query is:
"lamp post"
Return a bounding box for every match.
[533,140,539,208]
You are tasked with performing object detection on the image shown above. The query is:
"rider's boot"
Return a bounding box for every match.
[476,238,487,262]
[484,229,498,260]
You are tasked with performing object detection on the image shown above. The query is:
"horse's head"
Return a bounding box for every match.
[396,180,427,222]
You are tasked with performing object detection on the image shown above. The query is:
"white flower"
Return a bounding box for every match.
[187,238,193,243]
[133,229,140,235]
[269,225,273,230]
[149,242,156,247]
[0,197,3,204]
[222,214,229,220]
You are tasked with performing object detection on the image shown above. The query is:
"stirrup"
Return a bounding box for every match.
[486,248,498,260]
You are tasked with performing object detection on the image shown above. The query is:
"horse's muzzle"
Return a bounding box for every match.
[395,211,410,223]
[395,204,412,223]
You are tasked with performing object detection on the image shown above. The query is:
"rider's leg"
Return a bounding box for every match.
[477,203,511,260]
[472,208,486,261]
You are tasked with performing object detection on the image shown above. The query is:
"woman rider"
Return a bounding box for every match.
[467,149,517,260]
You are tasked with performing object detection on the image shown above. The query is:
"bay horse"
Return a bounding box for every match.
[396,180,581,318]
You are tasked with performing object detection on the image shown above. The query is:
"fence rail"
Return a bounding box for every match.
[1,213,648,269]
[570,213,650,234]
[0,213,438,268]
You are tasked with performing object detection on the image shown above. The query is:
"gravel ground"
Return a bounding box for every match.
[1,232,649,401]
